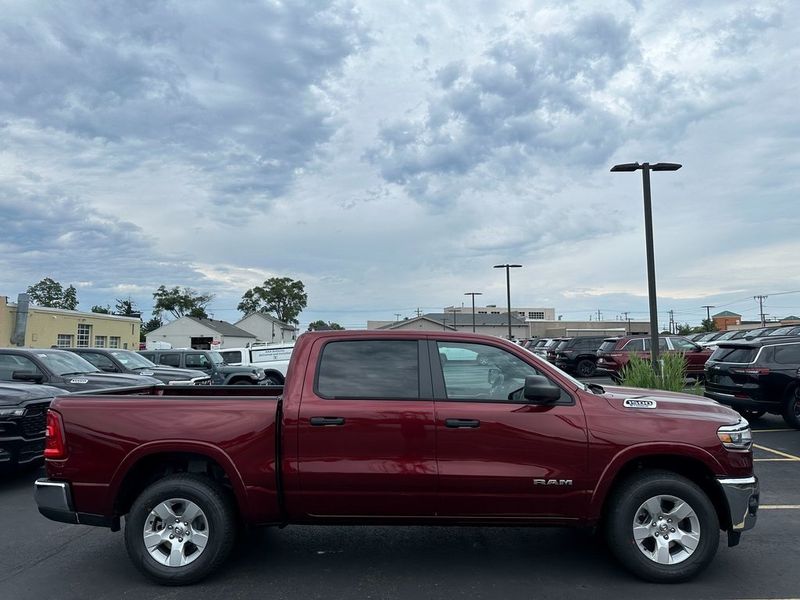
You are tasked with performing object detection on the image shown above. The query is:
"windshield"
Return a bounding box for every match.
[208,351,225,365]
[36,351,100,375]
[767,327,793,336]
[598,340,618,353]
[715,330,739,341]
[555,340,570,351]
[110,350,156,369]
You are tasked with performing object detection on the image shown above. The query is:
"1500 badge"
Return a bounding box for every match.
[623,398,657,409]
[70,378,89,384]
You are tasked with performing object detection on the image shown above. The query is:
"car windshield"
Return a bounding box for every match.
[598,340,618,353]
[36,351,100,375]
[208,351,225,365]
[714,331,739,341]
[556,340,570,351]
[110,350,156,369]
[767,327,793,336]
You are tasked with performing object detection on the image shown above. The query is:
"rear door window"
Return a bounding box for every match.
[159,353,181,368]
[622,339,645,351]
[317,340,419,399]
[185,353,211,369]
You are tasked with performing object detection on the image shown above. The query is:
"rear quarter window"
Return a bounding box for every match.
[598,340,617,352]
[772,344,800,365]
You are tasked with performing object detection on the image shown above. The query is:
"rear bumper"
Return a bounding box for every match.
[704,390,772,410]
[718,475,759,533]
[35,478,116,528]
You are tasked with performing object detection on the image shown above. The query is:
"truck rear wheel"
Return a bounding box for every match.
[782,386,800,429]
[576,359,596,377]
[125,474,236,585]
[605,470,719,582]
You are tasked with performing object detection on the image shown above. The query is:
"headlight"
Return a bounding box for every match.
[0,407,26,417]
[717,420,752,450]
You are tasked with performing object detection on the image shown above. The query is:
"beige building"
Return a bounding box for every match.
[1,294,140,349]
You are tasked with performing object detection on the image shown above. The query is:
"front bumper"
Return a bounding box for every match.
[0,436,45,468]
[35,479,116,528]
[718,475,759,536]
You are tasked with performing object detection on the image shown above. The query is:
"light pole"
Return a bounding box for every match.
[611,161,681,373]
[493,264,522,340]
[464,292,483,333]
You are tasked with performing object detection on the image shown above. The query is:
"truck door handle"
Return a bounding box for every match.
[445,419,480,428]
[310,416,346,427]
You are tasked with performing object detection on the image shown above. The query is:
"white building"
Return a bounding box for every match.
[145,317,256,350]
[235,313,297,343]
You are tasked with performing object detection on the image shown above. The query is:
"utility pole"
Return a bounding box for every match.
[464,292,483,333]
[754,295,768,326]
[596,309,602,322]
[622,311,631,334]
[701,305,715,324]
[394,313,401,321]
[415,307,422,317]
[668,309,675,334]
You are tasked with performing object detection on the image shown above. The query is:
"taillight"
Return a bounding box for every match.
[44,410,67,459]
[731,368,770,376]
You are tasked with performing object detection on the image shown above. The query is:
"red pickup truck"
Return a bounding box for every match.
[35,331,758,585]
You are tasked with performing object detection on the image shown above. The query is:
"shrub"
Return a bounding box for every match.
[620,352,687,392]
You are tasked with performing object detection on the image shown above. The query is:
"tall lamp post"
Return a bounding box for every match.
[493,264,522,340]
[464,292,483,333]
[610,161,682,372]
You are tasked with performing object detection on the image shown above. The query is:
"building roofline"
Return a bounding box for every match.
[6,302,141,322]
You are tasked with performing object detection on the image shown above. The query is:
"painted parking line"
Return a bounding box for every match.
[752,443,800,461]
[752,428,798,433]
[760,504,800,510]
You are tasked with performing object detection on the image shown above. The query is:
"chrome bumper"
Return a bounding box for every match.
[718,476,759,532]
[35,478,77,524]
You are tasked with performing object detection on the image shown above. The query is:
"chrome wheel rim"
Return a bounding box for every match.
[143,498,210,567]
[632,494,700,565]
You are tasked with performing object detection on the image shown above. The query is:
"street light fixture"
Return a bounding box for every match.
[493,264,522,340]
[464,292,483,333]
[611,161,682,372]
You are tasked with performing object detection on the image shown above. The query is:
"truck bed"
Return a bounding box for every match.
[47,385,284,525]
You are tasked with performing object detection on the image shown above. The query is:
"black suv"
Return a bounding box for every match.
[0,348,163,393]
[704,337,800,428]
[0,382,63,471]
[138,349,268,385]
[66,348,211,385]
[553,336,606,377]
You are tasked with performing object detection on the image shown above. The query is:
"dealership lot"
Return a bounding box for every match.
[1,414,798,600]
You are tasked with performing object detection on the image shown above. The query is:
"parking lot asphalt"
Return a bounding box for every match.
[1,416,798,599]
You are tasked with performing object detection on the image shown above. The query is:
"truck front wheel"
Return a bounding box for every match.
[605,470,719,582]
[125,474,236,585]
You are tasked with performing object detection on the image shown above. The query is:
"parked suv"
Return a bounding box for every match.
[0,382,63,471]
[704,337,800,428]
[554,336,606,377]
[545,337,570,363]
[596,336,711,382]
[0,348,163,392]
[138,349,267,385]
[65,348,211,385]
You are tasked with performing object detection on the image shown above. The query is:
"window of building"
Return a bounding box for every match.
[95,335,107,348]
[317,340,419,399]
[477,311,487,314]
[56,334,74,348]
[528,311,545,319]
[491,311,500,314]
[109,336,121,348]
[77,324,92,347]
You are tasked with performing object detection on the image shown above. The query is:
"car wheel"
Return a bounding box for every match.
[576,359,596,378]
[605,470,719,582]
[737,409,766,421]
[782,386,800,429]
[125,474,236,585]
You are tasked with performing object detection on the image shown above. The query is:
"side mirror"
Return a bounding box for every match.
[12,370,44,384]
[523,375,561,404]
[101,365,119,373]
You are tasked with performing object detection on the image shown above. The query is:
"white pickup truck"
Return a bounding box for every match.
[218,342,294,385]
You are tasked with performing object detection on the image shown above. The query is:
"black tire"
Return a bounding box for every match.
[576,359,596,378]
[605,470,719,583]
[125,474,236,585]
[228,378,256,386]
[782,386,800,429]
[737,408,766,421]
[263,372,285,386]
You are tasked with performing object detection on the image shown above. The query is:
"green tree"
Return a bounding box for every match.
[114,297,139,316]
[26,277,79,310]
[152,286,214,320]
[140,316,163,342]
[91,305,111,314]
[676,323,693,335]
[701,318,718,333]
[307,320,344,331]
[238,277,307,324]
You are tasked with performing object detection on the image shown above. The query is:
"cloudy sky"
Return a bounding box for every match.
[1,0,798,330]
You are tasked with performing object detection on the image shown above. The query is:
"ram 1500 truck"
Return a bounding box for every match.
[35,331,759,585]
